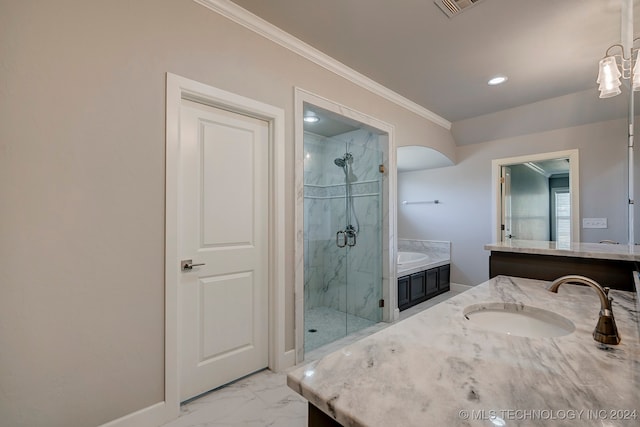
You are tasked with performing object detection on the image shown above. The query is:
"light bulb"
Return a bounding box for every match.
[599,86,622,98]
[597,56,622,98]
[633,51,640,91]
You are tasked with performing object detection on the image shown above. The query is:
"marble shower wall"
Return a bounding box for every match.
[304,130,384,324]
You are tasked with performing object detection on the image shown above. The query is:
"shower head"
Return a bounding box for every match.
[335,153,353,168]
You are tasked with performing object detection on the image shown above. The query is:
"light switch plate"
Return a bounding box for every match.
[582,218,607,229]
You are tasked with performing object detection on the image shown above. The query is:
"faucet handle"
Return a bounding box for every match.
[603,286,610,296]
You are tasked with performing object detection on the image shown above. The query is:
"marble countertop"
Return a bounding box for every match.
[485,240,640,262]
[288,276,640,426]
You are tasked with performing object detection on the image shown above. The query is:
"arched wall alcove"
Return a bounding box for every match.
[397,146,454,172]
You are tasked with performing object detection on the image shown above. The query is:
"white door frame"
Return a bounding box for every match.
[165,73,287,418]
[98,75,287,427]
[491,149,580,243]
[294,87,397,363]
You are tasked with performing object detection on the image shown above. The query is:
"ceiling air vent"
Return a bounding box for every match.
[434,0,486,18]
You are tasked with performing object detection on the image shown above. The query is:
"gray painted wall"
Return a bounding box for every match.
[452,89,632,146]
[0,1,456,426]
[398,116,630,286]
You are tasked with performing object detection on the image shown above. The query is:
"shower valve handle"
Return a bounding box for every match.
[346,231,357,247]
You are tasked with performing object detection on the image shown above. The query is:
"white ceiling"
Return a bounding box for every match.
[303,103,362,137]
[231,0,638,125]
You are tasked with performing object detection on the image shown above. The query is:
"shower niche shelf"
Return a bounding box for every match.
[398,264,450,311]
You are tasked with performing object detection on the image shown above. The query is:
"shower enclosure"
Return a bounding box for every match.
[303,114,385,353]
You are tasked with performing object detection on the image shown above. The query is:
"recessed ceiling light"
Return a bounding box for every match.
[303,115,319,123]
[488,75,508,86]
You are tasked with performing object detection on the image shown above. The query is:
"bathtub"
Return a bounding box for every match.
[397,251,449,276]
[397,251,430,270]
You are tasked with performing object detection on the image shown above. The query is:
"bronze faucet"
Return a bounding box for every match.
[548,275,620,345]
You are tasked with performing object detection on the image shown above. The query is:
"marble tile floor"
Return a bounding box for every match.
[164,369,307,427]
[162,289,462,427]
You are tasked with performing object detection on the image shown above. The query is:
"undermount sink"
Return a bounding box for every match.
[463,302,575,338]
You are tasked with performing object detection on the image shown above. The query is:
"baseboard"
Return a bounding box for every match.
[450,282,473,293]
[102,348,296,427]
[98,401,175,427]
[280,349,296,371]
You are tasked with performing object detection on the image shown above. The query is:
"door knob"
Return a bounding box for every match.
[181,259,206,271]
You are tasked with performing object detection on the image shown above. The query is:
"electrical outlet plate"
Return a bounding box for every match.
[582,218,607,229]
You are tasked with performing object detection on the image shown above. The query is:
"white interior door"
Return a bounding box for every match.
[179,99,269,402]
[501,166,512,241]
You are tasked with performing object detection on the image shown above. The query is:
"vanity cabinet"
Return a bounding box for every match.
[398,272,425,311]
[489,251,635,292]
[411,271,427,302]
[425,268,438,296]
[438,264,450,292]
[485,241,640,292]
[397,276,411,309]
[308,403,342,426]
[398,264,450,311]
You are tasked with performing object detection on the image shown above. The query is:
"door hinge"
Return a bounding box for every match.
[379,299,384,308]
[499,177,505,184]
[501,224,505,230]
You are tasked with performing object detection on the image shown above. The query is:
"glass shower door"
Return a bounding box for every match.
[303,133,350,353]
[302,109,384,354]
[343,134,383,335]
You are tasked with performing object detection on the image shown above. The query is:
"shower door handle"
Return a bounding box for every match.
[336,231,346,248]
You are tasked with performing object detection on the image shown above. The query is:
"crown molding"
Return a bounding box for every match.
[192,0,452,130]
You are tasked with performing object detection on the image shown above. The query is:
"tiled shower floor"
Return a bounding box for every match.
[304,306,376,353]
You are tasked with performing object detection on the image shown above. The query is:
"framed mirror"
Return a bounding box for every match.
[491,150,580,244]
